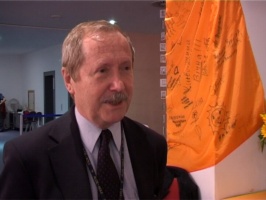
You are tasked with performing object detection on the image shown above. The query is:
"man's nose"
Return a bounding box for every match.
[110,75,125,91]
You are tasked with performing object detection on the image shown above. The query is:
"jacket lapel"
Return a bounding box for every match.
[48,108,92,199]
[122,118,155,199]
[47,111,157,199]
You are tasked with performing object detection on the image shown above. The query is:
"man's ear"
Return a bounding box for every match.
[61,67,74,95]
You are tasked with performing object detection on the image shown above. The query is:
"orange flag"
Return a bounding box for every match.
[166,0,265,172]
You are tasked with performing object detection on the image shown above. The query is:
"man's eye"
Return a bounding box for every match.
[99,68,107,73]
[123,66,131,71]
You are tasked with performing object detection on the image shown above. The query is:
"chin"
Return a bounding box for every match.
[102,104,129,123]
[105,112,125,124]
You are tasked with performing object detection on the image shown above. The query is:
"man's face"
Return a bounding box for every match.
[63,31,134,129]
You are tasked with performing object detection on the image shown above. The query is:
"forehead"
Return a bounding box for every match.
[82,32,131,55]
[83,31,127,44]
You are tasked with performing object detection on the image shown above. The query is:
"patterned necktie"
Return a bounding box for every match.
[97,129,121,199]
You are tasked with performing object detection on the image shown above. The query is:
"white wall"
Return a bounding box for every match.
[21,45,67,114]
[242,1,266,91]
[0,46,65,114]
[191,1,266,199]
[216,131,266,199]
[0,55,23,104]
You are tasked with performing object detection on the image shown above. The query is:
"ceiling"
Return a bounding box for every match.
[0,0,164,56]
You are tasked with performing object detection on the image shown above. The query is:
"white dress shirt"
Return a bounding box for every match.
[75,108,139,199]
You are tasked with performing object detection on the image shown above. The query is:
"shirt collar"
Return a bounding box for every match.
[75,107,122,153]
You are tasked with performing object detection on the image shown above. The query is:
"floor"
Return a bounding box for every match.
[0,129,20,173]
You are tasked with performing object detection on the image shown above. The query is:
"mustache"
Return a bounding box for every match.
[102,92,128,104]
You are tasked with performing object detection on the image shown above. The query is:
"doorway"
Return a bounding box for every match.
[44,71,55,123]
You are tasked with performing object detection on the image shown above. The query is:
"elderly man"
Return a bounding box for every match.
[0,20,167,199]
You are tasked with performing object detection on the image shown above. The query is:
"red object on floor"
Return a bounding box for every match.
[163,178,180,200]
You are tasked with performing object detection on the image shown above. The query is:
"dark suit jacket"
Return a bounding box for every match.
[0,107,167,199]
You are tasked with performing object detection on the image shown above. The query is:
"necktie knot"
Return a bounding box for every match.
[100,129,113,146]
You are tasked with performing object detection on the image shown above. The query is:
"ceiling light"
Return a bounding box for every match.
[109,19,116,25]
